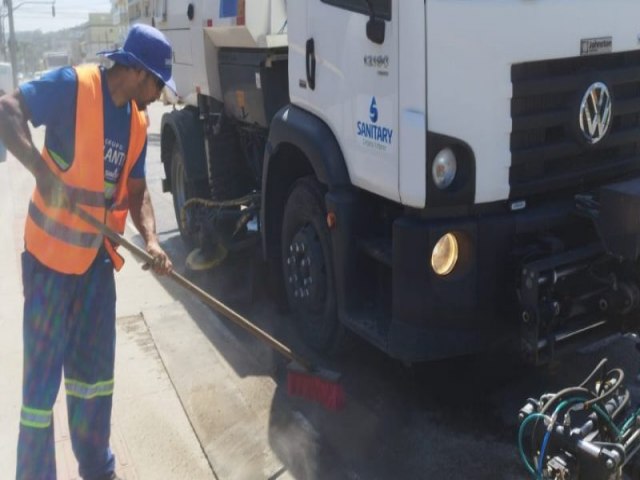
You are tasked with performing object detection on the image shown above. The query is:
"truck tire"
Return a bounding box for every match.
[281,176,346,353]
[170,140,209,247]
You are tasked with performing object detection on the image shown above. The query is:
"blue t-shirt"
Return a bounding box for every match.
[19,66,146,201]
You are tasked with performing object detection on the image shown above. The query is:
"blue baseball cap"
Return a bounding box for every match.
[98,24,176,94]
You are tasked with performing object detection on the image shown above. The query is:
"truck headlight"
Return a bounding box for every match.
[432,148,457,190]
[431,233,458,276]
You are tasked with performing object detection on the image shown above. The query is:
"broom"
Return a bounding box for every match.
[72,205,345,411]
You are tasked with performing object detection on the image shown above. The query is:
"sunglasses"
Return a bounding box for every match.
[146,71,164,90]
[153,75,165,90]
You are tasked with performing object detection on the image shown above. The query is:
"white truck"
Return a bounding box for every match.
[152,0,640,365]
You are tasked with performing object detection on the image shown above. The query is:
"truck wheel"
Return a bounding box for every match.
[170,141,208,247]
[281,176,345,353]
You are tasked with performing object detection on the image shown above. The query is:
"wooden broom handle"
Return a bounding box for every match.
[72,205,312,370]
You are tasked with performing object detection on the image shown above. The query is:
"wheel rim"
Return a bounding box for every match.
[285,224,327,314]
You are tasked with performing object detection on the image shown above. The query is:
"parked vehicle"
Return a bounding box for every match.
[43,51,71,70]
[0,62,12,93]
[153,0,640,364]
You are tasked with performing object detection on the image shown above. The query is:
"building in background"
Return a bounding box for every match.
[128,0,152,25]
[15,28,82,78]
[111,0,128,47]
[80,13,119,63]
[1,1,148,80]
[110,0,152,38]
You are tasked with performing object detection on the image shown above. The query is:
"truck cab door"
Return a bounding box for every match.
[302,0,399,202]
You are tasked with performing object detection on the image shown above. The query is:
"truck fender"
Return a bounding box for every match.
[261,105,351,264]
[160,106,208,190]
[264,105,351,190]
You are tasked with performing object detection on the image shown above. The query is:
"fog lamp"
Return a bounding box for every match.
[431,233,458,276]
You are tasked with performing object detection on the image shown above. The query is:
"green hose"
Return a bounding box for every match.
[620,407,640,434]
[518,413,548,478]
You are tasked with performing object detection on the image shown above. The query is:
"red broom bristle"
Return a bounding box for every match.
[287,369,345,411]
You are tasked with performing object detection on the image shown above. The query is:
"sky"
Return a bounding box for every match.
[10,0,112,32]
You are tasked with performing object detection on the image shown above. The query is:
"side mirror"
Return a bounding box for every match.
[366,17,385,45]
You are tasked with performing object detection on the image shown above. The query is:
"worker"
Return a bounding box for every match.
[0,24,175,480]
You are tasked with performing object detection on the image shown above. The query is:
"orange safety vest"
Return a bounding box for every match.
[24,64,147,274]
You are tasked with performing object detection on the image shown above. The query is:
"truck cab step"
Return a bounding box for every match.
[358,237,392,267]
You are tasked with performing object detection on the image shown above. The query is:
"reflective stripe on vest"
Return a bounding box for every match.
[24,64,147,274]
[20,405,53,429]
[59,180,106,207]
[29,201,103,249]
[65,378,114,399]
[48,147,70,171]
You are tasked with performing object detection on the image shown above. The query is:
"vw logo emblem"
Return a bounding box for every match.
[579,82,612,144]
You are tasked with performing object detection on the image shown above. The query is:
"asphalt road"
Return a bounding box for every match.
[9,100,640,480]
[143,102,640,480]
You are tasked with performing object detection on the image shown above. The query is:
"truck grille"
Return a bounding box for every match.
[510,50,640,198]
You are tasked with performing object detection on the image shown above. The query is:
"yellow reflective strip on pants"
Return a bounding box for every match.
[65,378,114,399]
[20,405,52,428]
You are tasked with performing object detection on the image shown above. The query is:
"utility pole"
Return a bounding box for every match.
[0,11,6,60]
[4,1,55,88]
[6,0,17,89]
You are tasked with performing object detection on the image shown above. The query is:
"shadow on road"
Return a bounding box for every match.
[143,232,640,480]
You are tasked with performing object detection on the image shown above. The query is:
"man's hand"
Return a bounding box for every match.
[128,178,171,275]
[144,240,172,275]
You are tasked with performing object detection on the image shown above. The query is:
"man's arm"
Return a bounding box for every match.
[128,177,172,275]
[0,91,65,204]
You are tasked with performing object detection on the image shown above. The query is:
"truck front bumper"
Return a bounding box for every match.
[386,178,640,363]
[388,212,512,361]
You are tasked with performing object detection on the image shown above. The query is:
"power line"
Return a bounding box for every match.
[16,14,89,18]
[15,6,109,13]
[14,9,93,16]
[54,0,111,6]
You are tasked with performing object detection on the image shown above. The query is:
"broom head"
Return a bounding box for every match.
[287,362,345,411]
